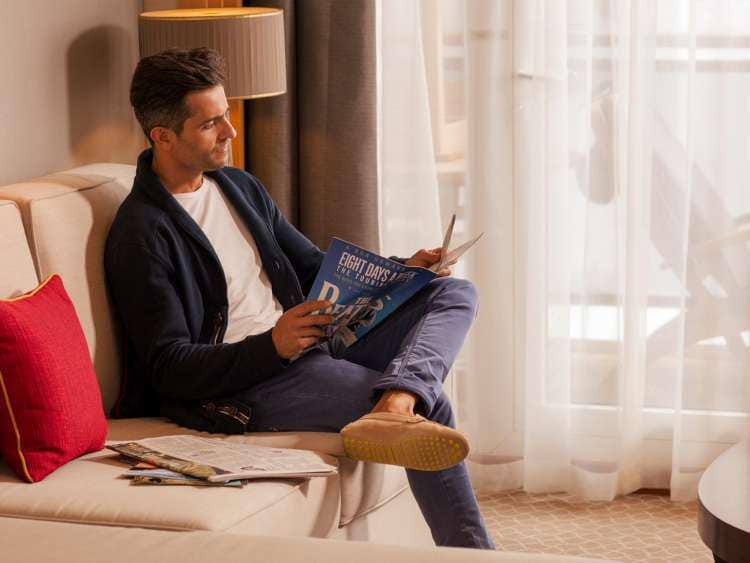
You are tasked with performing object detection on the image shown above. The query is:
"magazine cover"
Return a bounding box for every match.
[306,215,483,355]
[307,239,436,354]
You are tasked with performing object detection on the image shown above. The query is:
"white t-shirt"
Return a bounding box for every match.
[173,176,283,343]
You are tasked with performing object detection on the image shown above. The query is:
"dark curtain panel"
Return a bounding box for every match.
[243,0,378,253]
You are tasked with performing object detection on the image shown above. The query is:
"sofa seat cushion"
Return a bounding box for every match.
[107,417,410,526]
[0,433,340,537]
[337,455,408,526]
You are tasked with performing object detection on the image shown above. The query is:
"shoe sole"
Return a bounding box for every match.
[342,433,468,471]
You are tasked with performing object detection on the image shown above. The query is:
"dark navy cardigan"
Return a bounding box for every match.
[105,149,324,417]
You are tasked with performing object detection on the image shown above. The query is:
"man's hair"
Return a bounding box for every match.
[130,48,227,143]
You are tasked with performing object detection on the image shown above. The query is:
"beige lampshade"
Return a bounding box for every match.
[139,7,286,100]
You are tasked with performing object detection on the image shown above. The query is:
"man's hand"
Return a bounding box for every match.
[405,247,452,277]
[272,300,333,359]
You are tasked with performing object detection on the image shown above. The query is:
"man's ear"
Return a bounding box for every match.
[149,126,174,150]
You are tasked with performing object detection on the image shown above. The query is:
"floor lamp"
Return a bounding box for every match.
[138,7,287,166]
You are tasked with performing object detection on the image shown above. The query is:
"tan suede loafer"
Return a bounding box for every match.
[341,412,469,471]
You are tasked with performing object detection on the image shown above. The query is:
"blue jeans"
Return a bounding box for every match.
[238,277,494,549]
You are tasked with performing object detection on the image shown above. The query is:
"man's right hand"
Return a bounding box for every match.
[271,300,333,359]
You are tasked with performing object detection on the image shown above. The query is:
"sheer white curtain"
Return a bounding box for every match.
[379,0,750,501]
[378,0,443,257]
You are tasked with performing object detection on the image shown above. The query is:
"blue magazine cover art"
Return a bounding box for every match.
[307,238,436,355]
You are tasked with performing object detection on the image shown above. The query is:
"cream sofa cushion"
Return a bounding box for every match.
[0,446,339,537]
[0,201,38,298]
[338,455,408,526]
[0,418,339,535]
[106,417,410,526]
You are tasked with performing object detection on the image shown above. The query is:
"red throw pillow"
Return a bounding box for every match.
[0,274,106,482]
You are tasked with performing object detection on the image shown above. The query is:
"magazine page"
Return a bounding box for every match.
[307,238,436,354]
[108,435,337,483]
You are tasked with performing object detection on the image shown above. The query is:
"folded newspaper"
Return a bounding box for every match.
[107,435,337,483]
[307,214,482,355]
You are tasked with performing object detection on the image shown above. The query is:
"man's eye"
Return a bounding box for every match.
[203,122,215,130]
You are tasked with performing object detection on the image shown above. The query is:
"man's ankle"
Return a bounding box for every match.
[371,389,418,416]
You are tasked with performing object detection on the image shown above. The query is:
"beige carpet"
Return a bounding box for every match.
[476,490,712,562]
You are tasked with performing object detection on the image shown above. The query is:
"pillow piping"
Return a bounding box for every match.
[0,367,31,481]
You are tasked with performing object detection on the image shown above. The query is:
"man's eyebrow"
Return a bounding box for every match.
[199,108,230,125]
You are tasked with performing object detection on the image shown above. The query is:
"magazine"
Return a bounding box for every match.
[107,435,337,483]
[120,461,244,487]
[307,214,482,355]
[130,475,238,486]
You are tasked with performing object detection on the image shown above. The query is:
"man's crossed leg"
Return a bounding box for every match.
[238,277,494,549]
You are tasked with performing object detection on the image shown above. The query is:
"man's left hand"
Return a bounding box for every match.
[405,247,452,277]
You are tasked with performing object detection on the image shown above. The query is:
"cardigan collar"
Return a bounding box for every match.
[133,149,219,260]
[132,149,281,290]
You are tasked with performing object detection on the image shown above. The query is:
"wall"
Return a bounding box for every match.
[0,1,145,185]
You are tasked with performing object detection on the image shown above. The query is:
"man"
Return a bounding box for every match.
[106,48,493,549]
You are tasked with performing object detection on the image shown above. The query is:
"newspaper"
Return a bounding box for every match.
[307,214,482,355]
[108,435,337,483]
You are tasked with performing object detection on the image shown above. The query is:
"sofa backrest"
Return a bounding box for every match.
[0,164,135,413]
[0,201,39,298]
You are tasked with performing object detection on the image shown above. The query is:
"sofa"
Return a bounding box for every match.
[0,163,614,562]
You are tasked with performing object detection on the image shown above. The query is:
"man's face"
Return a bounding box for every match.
[170,85,236,171]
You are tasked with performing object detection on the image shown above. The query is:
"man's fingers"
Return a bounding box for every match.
[291,300,331,316]
[298,314,334,327]
[437,268,452,277]
[296,327,325,338]
[297,337,318,350]
[408,248,442,266]
[415,248,440,258]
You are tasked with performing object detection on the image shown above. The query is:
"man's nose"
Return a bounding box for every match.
[221,117,237,140]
